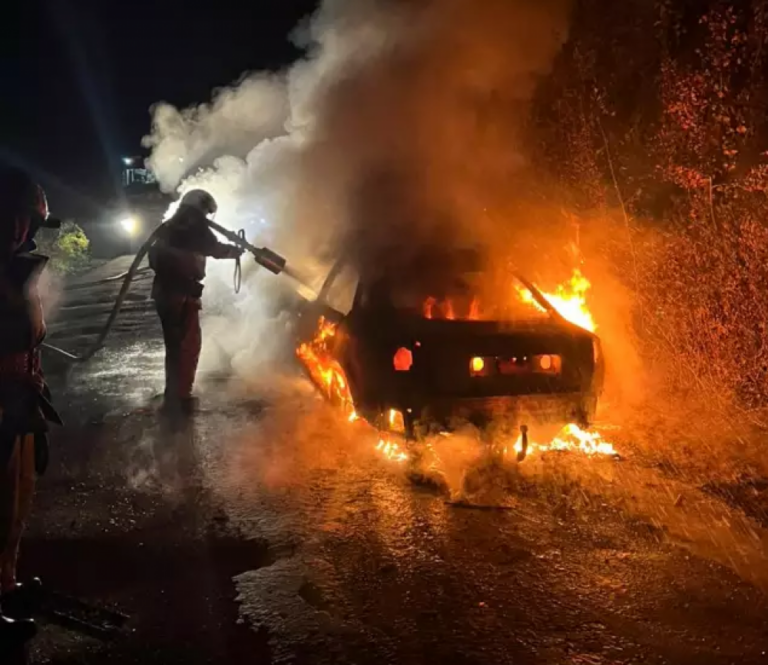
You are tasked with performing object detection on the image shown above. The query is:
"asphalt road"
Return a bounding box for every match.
[23,257,768,664]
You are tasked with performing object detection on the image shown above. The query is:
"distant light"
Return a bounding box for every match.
[260,218,267,225]
[119,216,138,236]
[122,157,133,166]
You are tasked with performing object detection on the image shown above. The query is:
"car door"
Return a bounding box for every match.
[319,259,371,404]
[322,260,358,319]
[297,257,355,339]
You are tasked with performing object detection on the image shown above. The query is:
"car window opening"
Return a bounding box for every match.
[386,272,551,323]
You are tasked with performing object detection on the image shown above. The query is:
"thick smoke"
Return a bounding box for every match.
[144,0,572,374]
[143,75,288,192]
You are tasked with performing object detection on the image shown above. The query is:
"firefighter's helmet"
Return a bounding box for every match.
[180,189,218,217]
[0,168,59,226]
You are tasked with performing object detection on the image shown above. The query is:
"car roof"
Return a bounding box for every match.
[352,246,487,283]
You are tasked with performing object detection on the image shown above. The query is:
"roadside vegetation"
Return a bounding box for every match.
[35,220,93,275]
[532,0,768,480]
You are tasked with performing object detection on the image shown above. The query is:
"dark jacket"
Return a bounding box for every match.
[0,252,61,434]
[149,205,238,301]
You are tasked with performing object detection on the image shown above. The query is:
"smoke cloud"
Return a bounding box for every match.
[144,0,573,373]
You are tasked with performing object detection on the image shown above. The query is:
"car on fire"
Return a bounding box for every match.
[295,248,604,459]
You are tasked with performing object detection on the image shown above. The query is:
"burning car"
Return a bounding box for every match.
[295,248,605,459]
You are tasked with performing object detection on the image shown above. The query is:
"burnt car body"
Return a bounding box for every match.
[297,249,605,447]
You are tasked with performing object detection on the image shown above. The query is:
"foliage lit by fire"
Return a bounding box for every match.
[536,0,768,435]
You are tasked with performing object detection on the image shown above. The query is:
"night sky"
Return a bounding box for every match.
[0,0,319,219]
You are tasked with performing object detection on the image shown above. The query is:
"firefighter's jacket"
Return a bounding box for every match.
[0,252,61,438]
[149,205,238,302]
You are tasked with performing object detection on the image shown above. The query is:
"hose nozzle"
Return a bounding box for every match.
[253,247,286,275]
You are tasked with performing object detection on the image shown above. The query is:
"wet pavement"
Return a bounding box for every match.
[25,258,768,663]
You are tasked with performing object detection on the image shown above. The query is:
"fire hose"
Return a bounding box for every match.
[233,229,245,294]
[42,220,305,363]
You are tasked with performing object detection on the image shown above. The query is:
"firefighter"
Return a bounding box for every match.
[149,189,243,413]
[0,167,62,651]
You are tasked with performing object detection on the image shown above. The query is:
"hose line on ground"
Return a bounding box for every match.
[42,225,167,362]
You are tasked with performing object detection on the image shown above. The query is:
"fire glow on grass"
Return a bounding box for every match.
[517,268,596,333]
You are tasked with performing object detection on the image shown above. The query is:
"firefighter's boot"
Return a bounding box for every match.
[160,393,199,417]
[179,396,199,415]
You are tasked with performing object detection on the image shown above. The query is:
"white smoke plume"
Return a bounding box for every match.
[143,0,572,375]
[143,76,288,192]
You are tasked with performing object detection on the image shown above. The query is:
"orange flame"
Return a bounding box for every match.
[422,297,479,320]
[298,310,612,467]
[296,317,356,419]
[512,423,617,458]
[422,270,593,327]
[444,299,455,320]
[297,317,410,464]
[376,438,409,463]
[423,297,436,319]
[469,296,480,320]
[518,269,596,332]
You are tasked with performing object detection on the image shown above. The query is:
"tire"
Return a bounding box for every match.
[578,394,598,428]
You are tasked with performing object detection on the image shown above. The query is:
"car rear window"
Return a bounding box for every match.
[387,271,551,322]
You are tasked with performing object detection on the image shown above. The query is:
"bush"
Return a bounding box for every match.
[525,0,768,478]
[35,221,91,274]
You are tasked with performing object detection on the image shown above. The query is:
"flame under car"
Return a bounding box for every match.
[296,250,605,451]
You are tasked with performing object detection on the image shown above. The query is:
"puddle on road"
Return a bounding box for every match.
[213,378,768,600]
[43,349,768,660]
[235,557,379,662]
